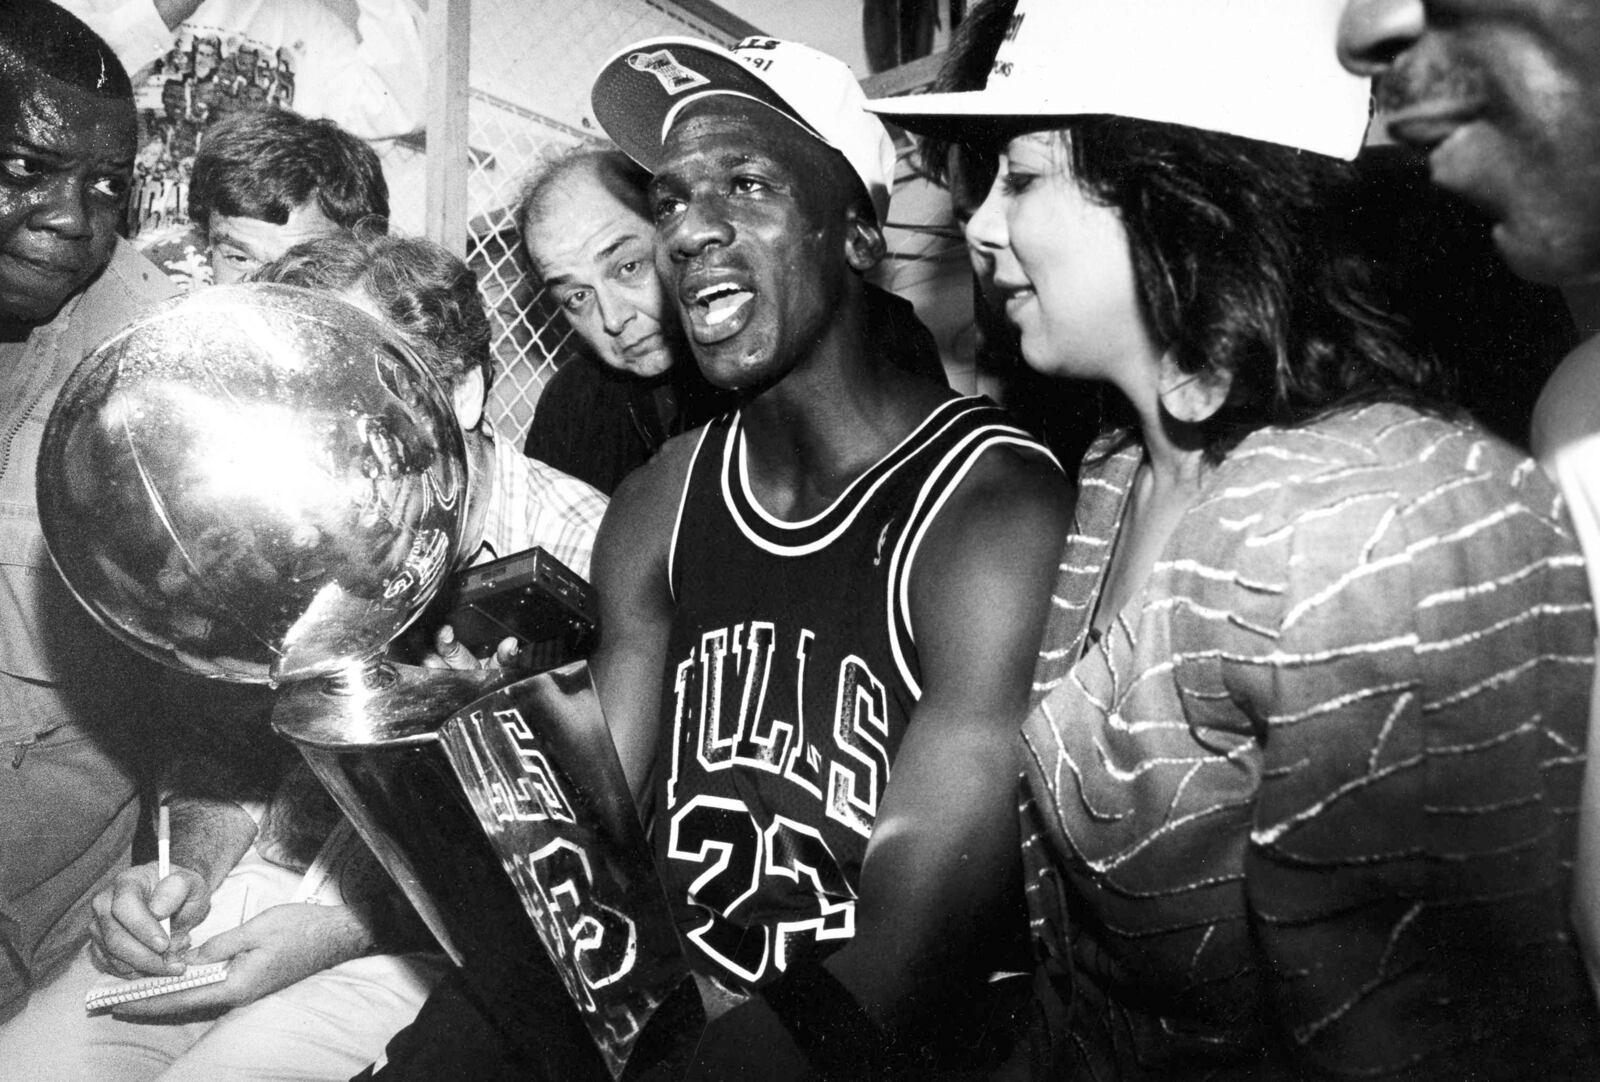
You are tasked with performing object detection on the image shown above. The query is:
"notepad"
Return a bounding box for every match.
[85,960,231,1011]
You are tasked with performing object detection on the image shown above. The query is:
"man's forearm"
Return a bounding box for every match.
[167,796,257,892]
[305,902,379,964]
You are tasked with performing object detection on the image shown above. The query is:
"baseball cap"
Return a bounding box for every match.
[866,0,1370,161]
[591,36,897,224]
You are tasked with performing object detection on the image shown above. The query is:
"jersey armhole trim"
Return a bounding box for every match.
[888,433,1056,697]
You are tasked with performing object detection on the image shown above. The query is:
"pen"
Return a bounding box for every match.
[157,803,171,939]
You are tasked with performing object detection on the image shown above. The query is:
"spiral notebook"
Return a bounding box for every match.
[83,877,253,1013]
[84,961,231,1011]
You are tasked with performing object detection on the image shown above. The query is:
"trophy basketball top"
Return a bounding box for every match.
[37,283,470,686]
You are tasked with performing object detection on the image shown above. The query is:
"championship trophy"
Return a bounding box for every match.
[36,285,691,1079]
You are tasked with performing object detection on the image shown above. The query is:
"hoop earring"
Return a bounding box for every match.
[1157,366,1226,424]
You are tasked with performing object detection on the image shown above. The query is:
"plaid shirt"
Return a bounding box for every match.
[474,421,607,580]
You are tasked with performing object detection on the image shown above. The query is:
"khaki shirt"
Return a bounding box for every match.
[0,242,176,1008]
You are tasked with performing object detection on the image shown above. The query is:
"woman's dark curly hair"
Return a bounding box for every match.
[919,0,1448,458]
[1063,120,1446,455]
[251,227,494,393]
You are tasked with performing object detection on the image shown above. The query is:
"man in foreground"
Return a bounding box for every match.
[360,35,1069,1082]
[0,0,175,1027]
[585,35,1070,1077]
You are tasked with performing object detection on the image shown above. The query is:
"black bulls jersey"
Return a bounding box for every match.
[656,396,1055,991]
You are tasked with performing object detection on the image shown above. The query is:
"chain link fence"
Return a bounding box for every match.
[463,0,744,448]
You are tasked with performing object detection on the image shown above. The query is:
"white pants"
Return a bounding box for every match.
[0,854,446,1082]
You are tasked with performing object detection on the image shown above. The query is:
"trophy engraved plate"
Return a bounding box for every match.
[436,665,688,1078]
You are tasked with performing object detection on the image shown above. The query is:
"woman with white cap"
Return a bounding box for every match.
[871,0,1600,1077]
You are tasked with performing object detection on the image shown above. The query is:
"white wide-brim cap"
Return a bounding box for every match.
[867,0,1371,161]
[592,36,898,223]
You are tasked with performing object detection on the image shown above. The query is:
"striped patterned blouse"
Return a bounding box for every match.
[1022,403,1600,1078]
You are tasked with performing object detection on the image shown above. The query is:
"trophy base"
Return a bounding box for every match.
[274,661,691,1080]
